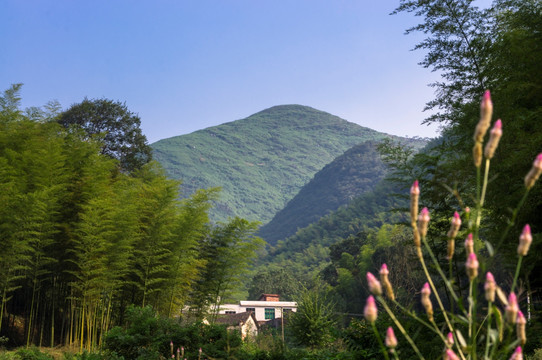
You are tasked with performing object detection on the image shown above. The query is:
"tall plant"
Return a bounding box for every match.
[364,92,536,359]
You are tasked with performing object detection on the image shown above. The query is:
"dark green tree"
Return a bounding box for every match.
[391,0,542,313]
[58,98,152,172]
[289,289,336,349]
[190,217,264,321]
[247,268,302,301]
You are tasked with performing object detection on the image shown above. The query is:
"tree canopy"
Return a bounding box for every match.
[58,98,152,172]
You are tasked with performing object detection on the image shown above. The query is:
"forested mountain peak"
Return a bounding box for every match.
[151,105,391,223]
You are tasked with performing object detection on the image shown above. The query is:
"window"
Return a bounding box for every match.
[246,308,255,313]
[225,311,236,314]
[265,308,275,320]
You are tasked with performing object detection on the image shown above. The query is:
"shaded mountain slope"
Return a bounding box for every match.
[259,178,408,280]
[257,141,388,245]
[151,105,390,223]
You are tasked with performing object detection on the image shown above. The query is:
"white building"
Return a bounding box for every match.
[218,294,297,322]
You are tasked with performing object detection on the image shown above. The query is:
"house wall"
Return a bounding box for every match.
[217,301,297,322]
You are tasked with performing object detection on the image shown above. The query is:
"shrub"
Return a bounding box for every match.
[103,305,243,359]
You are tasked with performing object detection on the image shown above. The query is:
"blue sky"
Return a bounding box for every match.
[1,0,457,143]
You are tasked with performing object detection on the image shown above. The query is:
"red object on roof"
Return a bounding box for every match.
[258,294,280,302]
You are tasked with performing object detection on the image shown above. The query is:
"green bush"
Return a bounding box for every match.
[527,349,542,360]
[103,305,243,359]
[62,350,123,360]
[9,348,53,360]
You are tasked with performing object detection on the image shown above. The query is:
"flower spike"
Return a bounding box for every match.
[466,253,479,280]
[518,224,532,256]
[364,295,377,323]
[367,272,382,296]
[525,153,542,189]
[485,272,496,302]
[485,119,502,159]
[385,327,398,349]
[379,264,395,301]
[418,207,430,238]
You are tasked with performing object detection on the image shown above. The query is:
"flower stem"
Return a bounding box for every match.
[378,296,425,360]
[371,322,390,360]
[468,280,478,360]
[484,302,493,360]
[391,300,437,335]
[422,238,464,314]
[417,249,466,360]
[511,256,523,294]
[495,190,529,253]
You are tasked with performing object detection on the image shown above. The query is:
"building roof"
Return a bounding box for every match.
[215,312,257,326]
[239,300,297,307]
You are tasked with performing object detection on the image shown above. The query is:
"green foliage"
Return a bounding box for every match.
[341,319,379,358]
[290,289,337,349]
[190,217,264,319]
[12,347,53,360]
[391,0,542,326]
[0,86,265,353]
[104,305,242,360]
[259,179,408,285]
[527,349,542,360]
[392,0,493,125]
[247,269,302,301]
[258,141,394,245]
[151,105,419,224]
[58,98,152,172]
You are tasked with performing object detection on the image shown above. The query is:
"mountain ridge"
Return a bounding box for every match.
[151,105,409,223]
[257,141,389,245]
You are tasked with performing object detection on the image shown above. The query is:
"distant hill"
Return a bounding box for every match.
[259,178,409,281]
[151,105,394,223]
[257,141,388,245]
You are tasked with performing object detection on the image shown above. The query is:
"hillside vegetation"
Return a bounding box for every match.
[257,141,388,245]
[151,105,393,223]
[257,178,408,281]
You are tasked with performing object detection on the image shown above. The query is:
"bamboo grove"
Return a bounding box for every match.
[0,85,264,351]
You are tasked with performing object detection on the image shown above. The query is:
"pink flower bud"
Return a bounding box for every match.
[525,153,542,189]
[509,346,523,360]
[446,332,454,348]
[464,233,474,255]
[379,264,395,301]
[421,283,433,321]
[447,212,461,259]
[422,282,431,296]
[410,180,420,225]
[447,211,462,239]
[364,295,378,323]
[485,119,502,159]
[367,272,382,296]
[506,293,519,324]
[517,311,526,345]
[466,253,479,280]
[518,224,532,256]
[485,272,496,302]
[385,327,398,349]
[474,90,493,142]
[445,349,460,360]
[418,207,430,237]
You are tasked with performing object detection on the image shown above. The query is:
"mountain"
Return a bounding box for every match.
[259,178,408,281]
[151,105,393,223]
[257,141,388,245]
